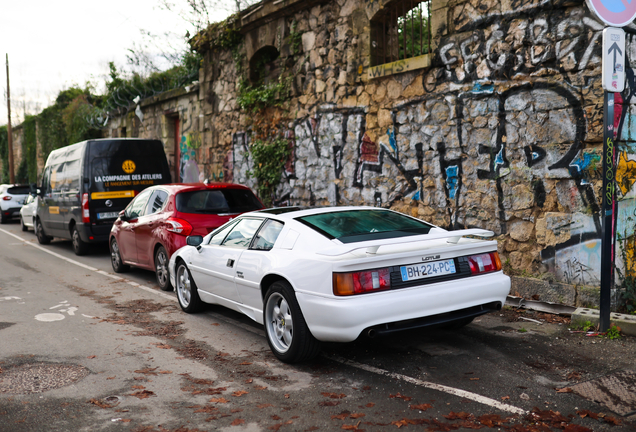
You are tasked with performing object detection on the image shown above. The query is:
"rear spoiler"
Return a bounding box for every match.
[315,228,494,257]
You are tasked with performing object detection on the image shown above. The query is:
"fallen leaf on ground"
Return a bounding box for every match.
[87,355,96,359]
[331,412,350,420]
[209,397,229,403]
[556,387,572,393]
[245,379,253,384]
[350,413,365,419]
[239,362,252,365]
[134,367,158,375]
[231,419,245,426]
[410,403,432,411]
[257,403,273,409]
[130,390,155,399]
[389,393,412,401]
[322,392,346,399]
[131,385,145,390]
[501,396,510,400]
[365,403,375,408]
[233,390,248,397]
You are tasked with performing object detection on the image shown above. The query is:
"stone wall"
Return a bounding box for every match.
[104,0,636,306]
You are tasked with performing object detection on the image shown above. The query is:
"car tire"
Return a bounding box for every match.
[442,316,475,330]
[0,213,6,224]
[264,280,321,363]
[175,262,203,313]
[20,216,28,231]
[35,218,51,245]
[155,246,172,291]
[71,225,89,256]
[110,238,130,273]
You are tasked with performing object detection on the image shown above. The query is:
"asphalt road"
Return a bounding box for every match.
[0,219,634,432]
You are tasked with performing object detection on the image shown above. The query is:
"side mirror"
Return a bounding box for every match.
[186,235,204,247]
[118,210,129,221]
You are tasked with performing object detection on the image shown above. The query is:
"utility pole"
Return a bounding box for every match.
[6,53,15,184]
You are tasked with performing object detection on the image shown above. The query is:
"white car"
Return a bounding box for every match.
[19,194,38,231]
[0,184,31,224]
[169,206,510,363]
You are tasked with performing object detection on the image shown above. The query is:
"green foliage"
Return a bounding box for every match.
[605,324,621,340]
[288,21,303,56]
[20,116,38,183]
[248,137,292,206]
[576,320,594,332]
[517,327,527,333]
[0,126,8,183]
[397,4,431,59]
[237,79,286,112]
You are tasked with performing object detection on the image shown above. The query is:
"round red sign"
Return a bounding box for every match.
[587,0,636,27]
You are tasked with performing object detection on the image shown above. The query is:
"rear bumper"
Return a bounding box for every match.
[77,223,112,243]
[2,207,22,218]
[296,272,510,343]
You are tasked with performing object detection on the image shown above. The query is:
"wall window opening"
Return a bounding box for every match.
[371,0,432,66]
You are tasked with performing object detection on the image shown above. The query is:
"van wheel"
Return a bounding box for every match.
[35,219,51,245]
[155,246,172,291]
[110,238,129,273]
[72,226,89,256]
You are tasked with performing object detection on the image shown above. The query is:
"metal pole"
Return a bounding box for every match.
[600,90,616,332]
[6,53,15,184]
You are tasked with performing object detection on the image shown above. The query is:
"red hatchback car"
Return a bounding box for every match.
[109,183,264,290]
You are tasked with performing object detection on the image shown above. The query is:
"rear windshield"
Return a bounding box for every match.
[297,210,433,243]
[7,186,30,195]
[176,189,263,214]
[89,140,171,193]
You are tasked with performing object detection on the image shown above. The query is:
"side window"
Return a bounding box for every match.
[208,220,238,246]
[63,160,81,193]
[125,189,152,220]
[146,190,168,215]
[222,218,264,248]
[51,163,65,193]
[41,167,52,195]
[251,219,284,251]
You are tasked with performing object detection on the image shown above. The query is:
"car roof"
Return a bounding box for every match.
[247,206,389,220]
[148,182,255,194]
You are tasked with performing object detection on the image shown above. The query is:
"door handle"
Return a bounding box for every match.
[227,259,235,267]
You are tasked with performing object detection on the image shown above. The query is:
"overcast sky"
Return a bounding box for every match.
[0,0,233,127]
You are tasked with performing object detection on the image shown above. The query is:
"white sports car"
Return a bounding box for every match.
[169,206,510,363]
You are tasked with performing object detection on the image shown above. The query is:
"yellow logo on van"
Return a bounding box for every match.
[91,191,135,200]
[122,160,136,174]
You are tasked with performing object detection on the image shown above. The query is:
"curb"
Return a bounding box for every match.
[571,308,636,337]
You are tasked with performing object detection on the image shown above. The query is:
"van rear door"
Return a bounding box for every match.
[86,139,171,238]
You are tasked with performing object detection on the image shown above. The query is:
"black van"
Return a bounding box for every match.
[35,138,172,255]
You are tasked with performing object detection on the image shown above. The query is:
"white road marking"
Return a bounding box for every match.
[323,354,528,415]
[0,296,22,302]
[35,313,66,322]
[1,227,528,415]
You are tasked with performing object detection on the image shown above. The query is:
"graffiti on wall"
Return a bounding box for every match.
[228,6,636,287]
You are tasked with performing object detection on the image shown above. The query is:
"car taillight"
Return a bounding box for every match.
[2,196,11,200]
[82,193,90,223]
[333,268,391,296]
[467,252,502,275]
[166,217,193,236]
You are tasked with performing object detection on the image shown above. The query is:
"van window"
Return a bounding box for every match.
[63,160,81,193]
[89,140,171,196]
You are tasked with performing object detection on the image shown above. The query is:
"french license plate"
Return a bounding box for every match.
[400,259,456,282]
[97,211,119,220]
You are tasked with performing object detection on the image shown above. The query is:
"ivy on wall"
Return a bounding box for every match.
[0,126,8,183]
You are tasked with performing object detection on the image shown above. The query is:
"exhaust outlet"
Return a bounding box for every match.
[367,329,377,338]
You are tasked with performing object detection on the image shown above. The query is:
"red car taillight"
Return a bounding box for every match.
[2,196,11,200]
[82,193,90,223]
[333,268,391,296]
[467,252,502,275]
[165,217,193,236]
